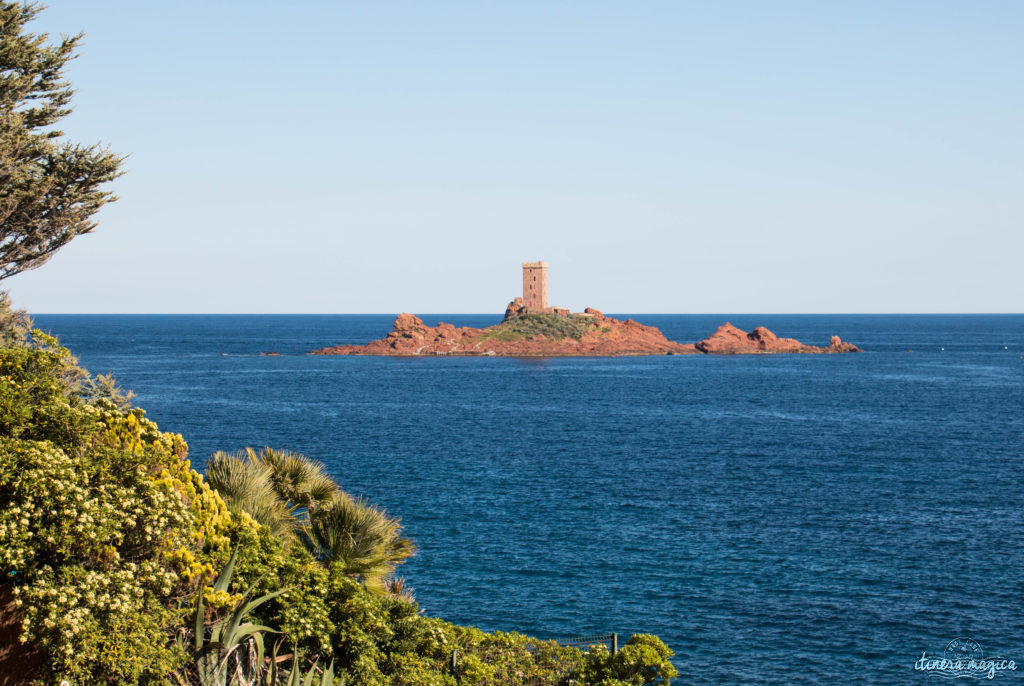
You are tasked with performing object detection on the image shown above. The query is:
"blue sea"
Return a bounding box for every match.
[34,314,1024,684]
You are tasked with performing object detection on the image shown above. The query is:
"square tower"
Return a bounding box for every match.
[522,261,548,311]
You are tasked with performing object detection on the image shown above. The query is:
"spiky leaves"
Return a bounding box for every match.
[205,448,337,536]
[0,2,124,280]
[176,547,290,686]
[204,448,415,595]
[253,448,338,513]
[304,496,415,594]
[205,450,298,542]
[383,577,415,604]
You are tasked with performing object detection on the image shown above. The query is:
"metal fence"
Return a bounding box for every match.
[549,632,618,654]
[466,632,621,686]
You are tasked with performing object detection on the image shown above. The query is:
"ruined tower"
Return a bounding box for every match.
[522,261,548,311]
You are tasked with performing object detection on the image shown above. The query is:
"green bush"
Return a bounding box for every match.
[0,333,239,684]
[481,313,598,342]
[577,634,680,685]
[0,325,679,685]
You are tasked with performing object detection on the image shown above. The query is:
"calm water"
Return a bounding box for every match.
[34,314,1024,683]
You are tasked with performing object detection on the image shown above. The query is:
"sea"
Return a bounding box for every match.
[33,314,1024,684]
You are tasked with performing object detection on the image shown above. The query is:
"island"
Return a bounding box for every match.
[311,262,860,357]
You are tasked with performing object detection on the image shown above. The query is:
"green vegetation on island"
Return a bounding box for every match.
[479,313,600,342]
[0,4,679,685]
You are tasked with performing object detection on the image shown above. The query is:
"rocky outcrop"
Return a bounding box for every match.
[314,313,482,356]
[311,311,860,357]
[829,335,860,353]
[695,322,861,354]
[504,298,527,320]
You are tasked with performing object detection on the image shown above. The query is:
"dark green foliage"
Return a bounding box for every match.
[0,329,90,446]
[0,291,31,344]
[482,313,598,342]
[205,448,416,594]
[0,2,124,280]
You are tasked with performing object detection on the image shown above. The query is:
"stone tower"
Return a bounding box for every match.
[522,261,548,311]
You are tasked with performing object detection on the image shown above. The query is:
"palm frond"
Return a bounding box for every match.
[383,576,416,604]
[204,447,416,591]
[304,496,414,593]
[205,451,297,541]
[254,448,340,511]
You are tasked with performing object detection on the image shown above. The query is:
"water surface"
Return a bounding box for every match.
[35,314,1024,684]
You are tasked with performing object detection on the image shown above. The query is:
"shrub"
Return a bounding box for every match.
[0,323,680,685]
[481,313,597,342]
[0,333,238,684]
[575,634,679,685]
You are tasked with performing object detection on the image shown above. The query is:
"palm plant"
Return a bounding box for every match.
[251,448,338,512]
[303,496,415,594]
[204,448,415,595]
[205,450,298,542]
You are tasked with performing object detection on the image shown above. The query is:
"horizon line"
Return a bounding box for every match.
[29,311,1024,316]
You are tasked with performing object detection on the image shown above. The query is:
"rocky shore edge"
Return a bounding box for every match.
[310,307,860,357]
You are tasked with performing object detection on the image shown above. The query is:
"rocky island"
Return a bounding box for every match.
[310,309,859,357]
[311,261,860,357]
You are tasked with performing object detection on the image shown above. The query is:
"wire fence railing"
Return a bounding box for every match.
[549,632,618,654]
[465,632,622,686]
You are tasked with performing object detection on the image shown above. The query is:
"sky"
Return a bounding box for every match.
[7,1,1023,313]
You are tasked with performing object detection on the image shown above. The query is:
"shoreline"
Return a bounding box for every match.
[310,310,861,357]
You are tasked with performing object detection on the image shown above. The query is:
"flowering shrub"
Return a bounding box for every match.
[0,333,238,684]
[0,328,679,685]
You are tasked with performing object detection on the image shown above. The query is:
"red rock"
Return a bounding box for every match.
[504,298,527,320]
[695,323,861,354]
[310,306,860,357]
[393,313,426,334]
[694,323,746,353]
[829,335,860,353]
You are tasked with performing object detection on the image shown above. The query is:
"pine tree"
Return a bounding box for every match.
[0,2,123,280]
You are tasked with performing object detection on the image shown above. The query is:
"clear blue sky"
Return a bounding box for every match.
[9,1,1023,313]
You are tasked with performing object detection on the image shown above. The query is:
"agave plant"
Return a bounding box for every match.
[263,642,341,686]
[173,547,345,685]
[173,548,287,686]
